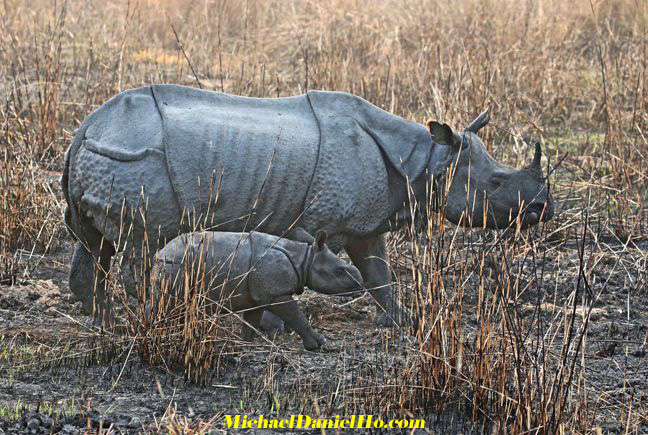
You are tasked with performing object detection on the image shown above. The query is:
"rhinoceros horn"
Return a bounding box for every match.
[466,105,491,133]
[526,142,545,180]
[532,142,542,168]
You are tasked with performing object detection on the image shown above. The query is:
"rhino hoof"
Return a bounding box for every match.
[374,309,410,328]
[319,340,341,353]
[303,333,328,352]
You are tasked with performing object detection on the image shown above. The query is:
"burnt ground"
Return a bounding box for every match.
[0,236,647,434]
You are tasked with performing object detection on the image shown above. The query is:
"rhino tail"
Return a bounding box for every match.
[61,122,90,242]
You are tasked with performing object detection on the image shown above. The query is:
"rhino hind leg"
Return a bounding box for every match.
[345,234,409,327]
[68,223,115,326]
[69,242,97,315]
[120,245,147,298]
[260,310,286,334]
[119,252,137,298]
[120,237,165,301]
[241,307,264,341]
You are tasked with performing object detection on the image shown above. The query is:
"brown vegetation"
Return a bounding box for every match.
[1,0,646,433]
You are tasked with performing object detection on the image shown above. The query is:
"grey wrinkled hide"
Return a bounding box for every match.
[153,85,433,245]
[153,231,363,350]
[62,85,553,327]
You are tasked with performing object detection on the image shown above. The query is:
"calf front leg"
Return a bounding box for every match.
[259,226,315,333]
[267,295,325,351]
[345,234,408,327]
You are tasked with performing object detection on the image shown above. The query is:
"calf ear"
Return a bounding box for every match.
[426,121,458,147]
[314,230,327,251]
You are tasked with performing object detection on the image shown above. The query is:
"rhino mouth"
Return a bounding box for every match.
[519,202,549,226]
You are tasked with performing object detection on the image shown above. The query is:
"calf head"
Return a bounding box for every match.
[307,231,364,295]
[427,108,554,230]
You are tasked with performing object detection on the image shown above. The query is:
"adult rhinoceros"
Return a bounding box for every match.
[62,85,553,326]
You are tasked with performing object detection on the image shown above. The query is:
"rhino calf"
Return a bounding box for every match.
[152,230,363,351]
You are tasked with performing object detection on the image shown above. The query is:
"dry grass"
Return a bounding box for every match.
[1,0,646,432]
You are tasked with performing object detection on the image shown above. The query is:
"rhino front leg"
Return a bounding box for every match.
[345,234,408,327]
[260,310,286,333]
[267,295,326,351]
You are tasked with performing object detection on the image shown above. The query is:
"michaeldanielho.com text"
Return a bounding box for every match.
[224,414,425,430]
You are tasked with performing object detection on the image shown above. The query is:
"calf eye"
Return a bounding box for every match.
[490,175,506,189]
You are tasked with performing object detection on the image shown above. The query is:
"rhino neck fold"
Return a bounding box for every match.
[270,243,312,294]
[301,245,314,292]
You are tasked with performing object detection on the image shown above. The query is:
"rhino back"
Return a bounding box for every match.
[156,232,253,309]
[156,231,302,310]
[152,85,320,235]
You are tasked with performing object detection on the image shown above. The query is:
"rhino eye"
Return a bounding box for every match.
[490,174,507,189]
[336,267,346,276]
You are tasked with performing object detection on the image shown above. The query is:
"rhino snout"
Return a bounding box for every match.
[312,264,363,295]
[520,201,553,227]
[346,268,364,291]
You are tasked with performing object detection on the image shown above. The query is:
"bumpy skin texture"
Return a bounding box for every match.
[62,85,553,328]
[153,231,363,350]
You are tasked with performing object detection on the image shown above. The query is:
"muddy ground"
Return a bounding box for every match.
[1,235,647,434]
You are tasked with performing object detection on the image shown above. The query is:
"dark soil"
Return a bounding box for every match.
[1,236,647,434]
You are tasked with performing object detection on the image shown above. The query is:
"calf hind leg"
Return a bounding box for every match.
[241,307,264,342]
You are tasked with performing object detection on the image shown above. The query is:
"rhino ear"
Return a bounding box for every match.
[314,230,327,251]
[426,121,459,147]
[427,140,457,179]
[466,105,491,133]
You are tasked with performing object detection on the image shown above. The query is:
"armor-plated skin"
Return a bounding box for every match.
[62,85,554,327]
[153,231,362,351]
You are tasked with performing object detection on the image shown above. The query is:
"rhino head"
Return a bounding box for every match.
[426,108,554,230]
[307,231,364,295]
